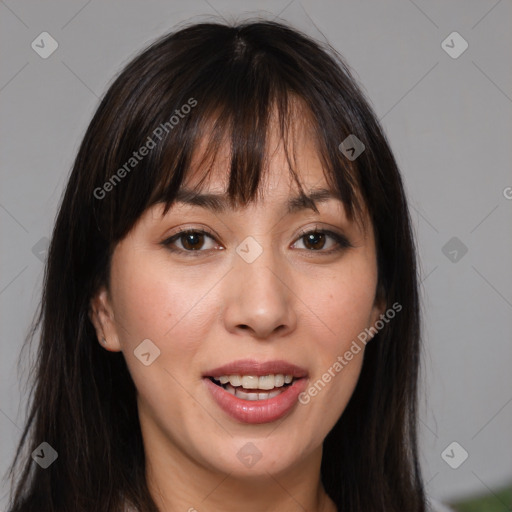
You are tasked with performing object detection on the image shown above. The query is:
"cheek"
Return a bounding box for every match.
[306,257,379,359]
[110,246,211,343]
[294,252,378,429]
[109,247,239,398]
[108,250,219,418]
[112,268,178,343]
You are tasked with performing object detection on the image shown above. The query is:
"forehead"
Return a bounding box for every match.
[170,186,343,217]
[181,110,331,204]
[150,99,368,231]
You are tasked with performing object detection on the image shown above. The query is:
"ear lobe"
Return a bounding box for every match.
[368,288,387,340]
[370,302,385,329]
[375,294,387,319]
[373,282,387,318]
[89,287,122,352]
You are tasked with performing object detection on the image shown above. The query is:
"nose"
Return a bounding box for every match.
[222,244,297,340]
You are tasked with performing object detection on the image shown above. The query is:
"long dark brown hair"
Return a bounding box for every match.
[6,19,427,512]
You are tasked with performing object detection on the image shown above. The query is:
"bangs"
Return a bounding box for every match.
[92,22,368,243]
[153,92,365,226]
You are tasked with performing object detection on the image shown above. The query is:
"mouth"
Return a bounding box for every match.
[202,359,309,424]
[207,373,297,401]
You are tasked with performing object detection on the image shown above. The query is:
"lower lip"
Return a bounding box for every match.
[203,377,308,424]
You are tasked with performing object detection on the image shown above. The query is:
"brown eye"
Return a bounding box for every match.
[161,229,220,254]
[180,231,206,250]
[302,232,327,250]
[293,229,352,254]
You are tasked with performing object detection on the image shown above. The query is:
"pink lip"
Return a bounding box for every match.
[203,359,309,424]
[203,376,308,424]
[203,359,308,379]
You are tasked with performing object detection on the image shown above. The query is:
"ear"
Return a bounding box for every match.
[89,287,122,352]
[368,284,387,339]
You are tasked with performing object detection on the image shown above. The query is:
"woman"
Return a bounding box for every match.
[7,19,443,512]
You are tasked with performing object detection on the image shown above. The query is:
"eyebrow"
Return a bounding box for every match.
[173,187,340,214]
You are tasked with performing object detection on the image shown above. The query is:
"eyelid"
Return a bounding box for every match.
[293,224,353,250]
[162,225,217,241]
[173,225,217,238]
[160,226,221,253]
[161,224,352,255]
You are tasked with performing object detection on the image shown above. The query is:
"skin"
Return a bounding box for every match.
[90,117,385,512]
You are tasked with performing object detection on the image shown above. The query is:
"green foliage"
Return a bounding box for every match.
[450,485,512,512]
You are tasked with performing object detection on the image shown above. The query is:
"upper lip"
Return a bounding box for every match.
[204,359,308,378]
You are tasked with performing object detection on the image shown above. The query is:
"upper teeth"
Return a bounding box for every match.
[213,374,294,390]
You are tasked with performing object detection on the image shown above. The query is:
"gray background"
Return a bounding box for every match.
[1,0,511,508]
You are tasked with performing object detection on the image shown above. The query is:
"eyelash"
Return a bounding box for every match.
[161,226,352,257]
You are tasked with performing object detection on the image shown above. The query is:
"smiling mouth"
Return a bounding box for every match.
[208,374,297,401]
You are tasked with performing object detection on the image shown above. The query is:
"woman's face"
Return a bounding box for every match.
[91,122,384,480]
